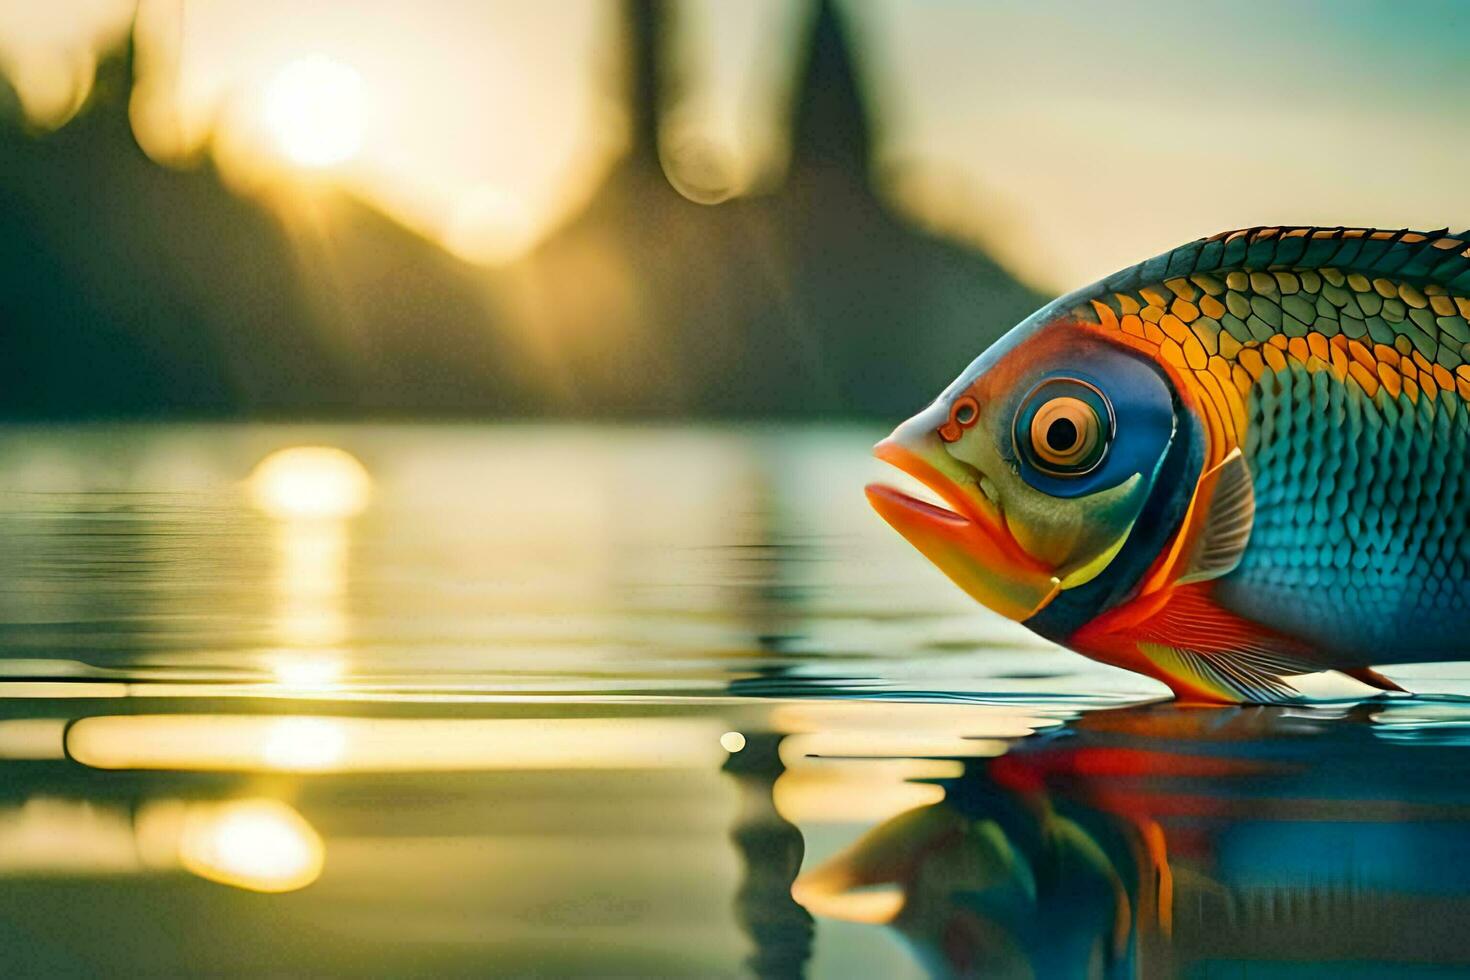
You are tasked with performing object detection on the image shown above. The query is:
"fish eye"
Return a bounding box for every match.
[1014,378,1113,478]
[954,400,977,425]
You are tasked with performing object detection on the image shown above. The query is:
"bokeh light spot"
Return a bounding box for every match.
[262,54,366,168]
[174,799,324,893]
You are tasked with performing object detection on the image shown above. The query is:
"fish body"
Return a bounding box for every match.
[869,227,1470,703]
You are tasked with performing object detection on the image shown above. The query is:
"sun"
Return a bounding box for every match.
[261,54,366,169]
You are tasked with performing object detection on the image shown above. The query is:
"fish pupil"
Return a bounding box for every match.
[1046,417,1078,452]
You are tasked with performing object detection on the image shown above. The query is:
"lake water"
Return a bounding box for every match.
[3,424,1470,976]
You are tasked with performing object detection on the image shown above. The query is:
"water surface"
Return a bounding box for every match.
[1,424,1469,976]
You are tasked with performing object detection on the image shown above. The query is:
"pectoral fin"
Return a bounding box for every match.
[1140,448,1255,597]
[1177,448,1255,585]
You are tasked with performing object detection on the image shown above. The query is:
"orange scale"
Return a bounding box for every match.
[1419,369,1439,401]
[1377,363,1403,399]
[1349,361,1380,397]
[1307,333,1330,362]
[1092,300,1120,331]
[1208,355,1234,388]
[1159,338,1189,368]
[1348,340,1376,371]
[1189,374,1229,458]
[1182,335,1209,370]
[1196,368,1240,449]
[1160,314,1191,343]
[1238,347,1266,378]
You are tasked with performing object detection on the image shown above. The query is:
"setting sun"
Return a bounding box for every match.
[261,54,366,168]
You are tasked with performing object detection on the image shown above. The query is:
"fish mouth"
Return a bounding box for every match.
[866,438,1060,621]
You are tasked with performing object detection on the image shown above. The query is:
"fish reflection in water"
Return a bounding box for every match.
[794,701,1470,978]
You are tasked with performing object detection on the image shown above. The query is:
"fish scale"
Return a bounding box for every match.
[1223,362,1470,661]
[1070,228,1470,667]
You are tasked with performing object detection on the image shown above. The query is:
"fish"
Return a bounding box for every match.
[867,226,1470,703]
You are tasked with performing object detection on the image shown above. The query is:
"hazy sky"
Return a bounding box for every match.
[2,1,1467,291]
[846,0,1470,288]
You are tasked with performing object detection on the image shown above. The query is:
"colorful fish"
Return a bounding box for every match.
[868,226,1470,703]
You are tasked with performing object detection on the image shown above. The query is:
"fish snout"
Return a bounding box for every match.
[867,412,1060,621]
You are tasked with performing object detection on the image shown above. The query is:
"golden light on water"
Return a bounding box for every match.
[774,757,958,825]
[272,522,351,650]
[269,652,347,690]
[0,718,67,759]
[249,445,369,690]
[248,446,372,521]
[260,716,349,771]
[0,798,142,875]
[0,797,323,894]
[66,715,728,773]
[142,799,325,894]
[768,702,1063,825]
[262,55,366,169]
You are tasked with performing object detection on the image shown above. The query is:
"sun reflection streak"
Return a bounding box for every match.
[767,702,1065,825]
[248,446,370,691]
[260,716,349,771]
[66,715,728,773]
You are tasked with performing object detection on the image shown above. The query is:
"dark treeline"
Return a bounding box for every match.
[0,3,1042,421]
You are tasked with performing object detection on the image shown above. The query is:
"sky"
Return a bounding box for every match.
[0,1,1466,291]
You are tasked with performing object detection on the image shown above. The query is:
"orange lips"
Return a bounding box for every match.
[866,437,1060,621]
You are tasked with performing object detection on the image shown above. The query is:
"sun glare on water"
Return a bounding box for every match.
[248,446,371,521]
[262,54,366,169]
[174,799,324,893]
